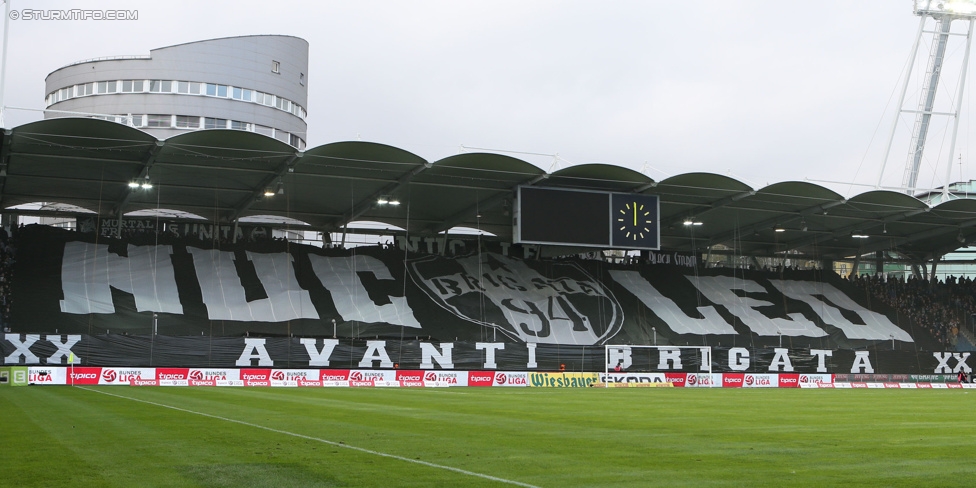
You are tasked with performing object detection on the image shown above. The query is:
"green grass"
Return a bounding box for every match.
[2,387,976,487]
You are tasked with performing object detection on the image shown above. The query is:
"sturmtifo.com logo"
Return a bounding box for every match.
[9,9,138,21]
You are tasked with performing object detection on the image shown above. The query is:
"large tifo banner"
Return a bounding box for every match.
[1,225,946,369]
[3,335,972,374]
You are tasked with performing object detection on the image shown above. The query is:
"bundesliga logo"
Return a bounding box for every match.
[101,370,117,382]
[495,373,507,384]
[271,371,285,381]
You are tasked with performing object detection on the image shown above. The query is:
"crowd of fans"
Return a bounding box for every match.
[0,225,17,330]
[849,273,976,347]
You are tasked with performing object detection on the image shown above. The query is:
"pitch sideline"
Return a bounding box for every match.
[77,386,541,488]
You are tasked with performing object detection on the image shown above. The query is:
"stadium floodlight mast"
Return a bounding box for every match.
[879,0,976,197]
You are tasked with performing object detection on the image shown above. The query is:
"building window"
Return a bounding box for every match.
[272,60,280,74]
[77,83,93,96]
[121,80,144,93]
[230,120,250,131]
[204,117,227,129]
[96,81,117,94]
[253,124,273,137]
[205,83,217,96]
[129,115,144,127]
[149,80,172,93]
[177,81,190,94]
[175,115,200,129]
[147,114,171,128]
[289,134,302,148]
[300,73,305,86]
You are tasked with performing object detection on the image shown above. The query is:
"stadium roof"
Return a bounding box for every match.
[3,117,976,262]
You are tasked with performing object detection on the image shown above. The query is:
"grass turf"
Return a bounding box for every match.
[2,386,976,487]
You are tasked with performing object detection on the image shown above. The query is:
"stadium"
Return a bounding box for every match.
[5,2,976,486]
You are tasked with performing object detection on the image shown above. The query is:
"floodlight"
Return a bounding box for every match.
[851,231,869,239]
[128,181,141,189]
[915,0,976,18]
[774,225,785,233]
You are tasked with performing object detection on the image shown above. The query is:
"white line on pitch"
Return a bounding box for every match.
[77,387,541,488]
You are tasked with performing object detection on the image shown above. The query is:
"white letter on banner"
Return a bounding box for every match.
[767,280,913,342]
[953,353,972,373]
[300,338,338,367]
[608,270,737,335]
[420,343,454,369]
[476,342,505,369]
[359,341,393,368]
[525,342,537,369]
[607,347,633,369]
[189,248,318,322]
[60,242,183,314]
[236,338,273,366]
[768,348,794,372]
[688,276,826,337]
[4,334,39,364]
[729,347,749,371]
[851,351,874,373]
[658,348,682,370]
[308,255,420,328]
[46,335,81,364]
[934,352,953,373]
[811,349,833,373]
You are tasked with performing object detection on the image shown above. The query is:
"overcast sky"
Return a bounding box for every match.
[2,1,970,197]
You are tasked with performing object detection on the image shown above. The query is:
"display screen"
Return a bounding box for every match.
[517,187,609,246]
[516,187,659,250]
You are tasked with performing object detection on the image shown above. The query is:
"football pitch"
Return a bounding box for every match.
[3,387,976,487]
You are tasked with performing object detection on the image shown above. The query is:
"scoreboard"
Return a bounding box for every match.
[514,186,660,250]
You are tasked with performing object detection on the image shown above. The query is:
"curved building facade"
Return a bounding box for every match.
[44,35,308,149]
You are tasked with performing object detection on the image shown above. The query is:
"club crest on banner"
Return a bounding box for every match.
[408,252,623,345]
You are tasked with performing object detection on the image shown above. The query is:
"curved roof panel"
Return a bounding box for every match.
[5,119,976,261]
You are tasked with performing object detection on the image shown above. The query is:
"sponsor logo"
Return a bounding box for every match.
[271,371,285,381]
[101,369,117,382]
[189,370,228,381]
[495,373,507,384]
[321,373,350,381]
[396,371,424,382]
[130,379,157,386]
[189,380,216,386]
[70,373,98,379]
[350,371,364,381]
[28,370,55,383]
[468,372,495,387]
[527,372,599,388]
[722,374,744,388]
[664,373,686,386]
[778,374,799,388]
[799,375,808,383]
[242,374,268,380]
[687,374,697,386]
[350,380,374,387]
[424,372,460,384]
[158,373,185,380]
